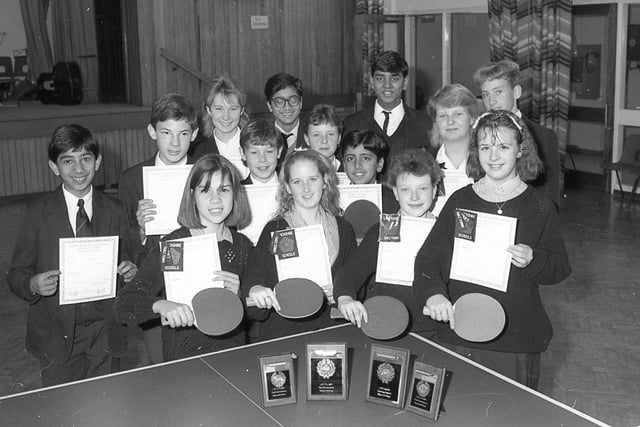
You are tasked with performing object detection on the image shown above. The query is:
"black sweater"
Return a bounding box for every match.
[413,185,571,353]
[114,227,252,361]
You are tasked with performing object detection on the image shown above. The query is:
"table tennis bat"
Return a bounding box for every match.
[452,293,506,342]
[343,199,381,241]
[331,295,409,340]
[191,288,244,336]
[246,278,325,319]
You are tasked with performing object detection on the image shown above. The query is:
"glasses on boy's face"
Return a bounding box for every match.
[271,95,301,109]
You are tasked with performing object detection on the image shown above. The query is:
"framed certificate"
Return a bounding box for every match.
[366,344,410,408]
[258,353,297,407]
[406,361,446,420]
[306,343,348,401]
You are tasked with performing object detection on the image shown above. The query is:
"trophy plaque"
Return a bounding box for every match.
[365,344,410,408]
[406,361,446,420]
[306,343,348,400]
[258,353,297,407]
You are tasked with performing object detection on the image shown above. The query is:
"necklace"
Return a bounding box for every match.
[495,200,507,215]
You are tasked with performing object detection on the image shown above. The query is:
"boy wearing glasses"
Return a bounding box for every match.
[264,72,309,162]
[344,50,432,169]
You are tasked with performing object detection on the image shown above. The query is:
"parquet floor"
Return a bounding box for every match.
[0,187,638,426]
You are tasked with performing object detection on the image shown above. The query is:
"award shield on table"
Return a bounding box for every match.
[365,344,410,408]
[306,343,348,401]
[406,361,446,420]
[258,353,297,407]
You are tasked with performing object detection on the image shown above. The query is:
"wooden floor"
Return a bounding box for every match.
[0,186,638,427]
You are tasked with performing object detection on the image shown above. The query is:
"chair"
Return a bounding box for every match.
[0,56,18,107]
[601,135,640,209]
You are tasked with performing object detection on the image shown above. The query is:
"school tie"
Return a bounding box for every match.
[281,132,294,148]
[75,199,93,237]
[382,111,391,135]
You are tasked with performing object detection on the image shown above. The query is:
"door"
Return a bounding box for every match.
[354,15,405,110]
[566,5,617,189]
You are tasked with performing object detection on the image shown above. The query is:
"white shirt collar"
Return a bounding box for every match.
[155,152,188,166]
[374,101,405,136]
[62,185,93,234]
[274,121,300,148]
[250,173,280,185]
[435,144,468,172]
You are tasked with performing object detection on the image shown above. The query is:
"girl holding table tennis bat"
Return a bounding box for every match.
[245,149,356,342]
[114,154,253,361]
[413,110,571,389]
[334,148,443,338]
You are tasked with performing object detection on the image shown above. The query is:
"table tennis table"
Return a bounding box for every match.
[0,324,608,426]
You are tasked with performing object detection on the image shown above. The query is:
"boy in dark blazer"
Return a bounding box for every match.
[264,72,309,164]
[343,50,432,168]
[474,59,561,209]
[6,124,136,386]
[116,93,198,364]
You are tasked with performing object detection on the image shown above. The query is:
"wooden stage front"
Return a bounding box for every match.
[0,101,152,197]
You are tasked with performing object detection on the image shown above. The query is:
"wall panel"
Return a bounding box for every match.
[136,0,356,109]
[0,129,154,197]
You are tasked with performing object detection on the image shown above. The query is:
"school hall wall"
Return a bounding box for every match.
[135,0,357,111]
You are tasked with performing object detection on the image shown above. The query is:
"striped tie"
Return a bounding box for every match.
[76,199,93,237]
[382,111,391,135]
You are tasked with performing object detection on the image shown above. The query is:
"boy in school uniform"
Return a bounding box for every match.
[6,124,137,387]
[239,118,284,185]
[118,93,199,265]
[117,93,199,364]
[264,72,308,164]
[343,50,432,165]
[340,129,400,214]
[304,104,343,171]
[473,59,561,208]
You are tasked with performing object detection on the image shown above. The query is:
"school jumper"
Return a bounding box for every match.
[244,216,356,342]
[114,227,252,361]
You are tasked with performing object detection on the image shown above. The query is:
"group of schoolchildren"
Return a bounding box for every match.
[7,50,570,392]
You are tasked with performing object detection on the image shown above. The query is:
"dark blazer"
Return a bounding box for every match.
[278,122,309,165]
[117,154,193,264]
[6,186,133,364]
[521,116,561,209]
[190,133,220,161]
[343,103,432,168]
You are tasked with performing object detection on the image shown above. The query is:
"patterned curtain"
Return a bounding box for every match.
[488,0,572,164]
[356,0,384,96]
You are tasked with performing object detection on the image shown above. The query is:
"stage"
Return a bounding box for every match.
[0,101,152,196]
[0,324,608,427]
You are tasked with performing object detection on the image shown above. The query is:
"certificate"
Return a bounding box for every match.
[143,165,192,236]
[275,224,334,303]
[163,233,222,308]
[449,209,517,292]
[335,172,351,186]
[432,170,473,217]
[375,216,436,286]
[59,236,118,305]
[337,184,382,212]
[239,184,279,245]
